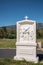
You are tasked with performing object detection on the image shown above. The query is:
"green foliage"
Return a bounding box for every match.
[7,33,16,39]
[36,29,43,39]
[0,27,16,39]
[6,30,16,39]
[0,30,3,38]
[2,27,7,38]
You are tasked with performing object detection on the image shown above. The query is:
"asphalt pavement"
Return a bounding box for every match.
[0,49,16,59]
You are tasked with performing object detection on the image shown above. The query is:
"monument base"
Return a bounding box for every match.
[14,42,39,63]
[14,55,38,63]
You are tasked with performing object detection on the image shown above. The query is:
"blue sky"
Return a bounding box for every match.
[0,0,43,26]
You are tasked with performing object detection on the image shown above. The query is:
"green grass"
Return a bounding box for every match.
[37,38,43,42]
[0,38,43,48]
[0,58,43,65]
[0,39,16,48]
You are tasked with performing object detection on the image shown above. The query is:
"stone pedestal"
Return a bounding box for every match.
[14,16,39,63]
[14,42,38,63]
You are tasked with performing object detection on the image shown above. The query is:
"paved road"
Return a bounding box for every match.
[0,49,16,59]
[0,49,43,61]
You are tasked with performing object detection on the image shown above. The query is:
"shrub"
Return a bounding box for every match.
[7,33,16,39]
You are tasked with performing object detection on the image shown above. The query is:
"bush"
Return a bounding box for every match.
[7,33,16,39]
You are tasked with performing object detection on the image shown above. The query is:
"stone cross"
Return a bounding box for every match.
[24,16,29,20]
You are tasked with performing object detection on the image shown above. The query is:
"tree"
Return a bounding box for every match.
[36,29,43,39]
[0,29,3,38]
[2,27,7,38]
[7,30,16,39]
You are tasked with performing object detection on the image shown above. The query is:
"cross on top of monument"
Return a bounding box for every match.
[24,16,29,20]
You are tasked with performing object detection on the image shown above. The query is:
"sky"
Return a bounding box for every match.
[0,0,43,26]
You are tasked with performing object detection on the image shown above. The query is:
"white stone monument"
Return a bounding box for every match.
[14,16,39,63]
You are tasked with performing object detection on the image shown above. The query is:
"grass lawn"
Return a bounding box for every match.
[0,58,43,65]
[0,38,43,48]
[37,38,43,42]
[0,39,16,48]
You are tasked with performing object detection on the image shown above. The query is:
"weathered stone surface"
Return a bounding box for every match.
[14,17,39,63]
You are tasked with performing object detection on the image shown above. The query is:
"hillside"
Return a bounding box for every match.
[36,23,43,30]
[6,25,16,30]
[0,23,43,30]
